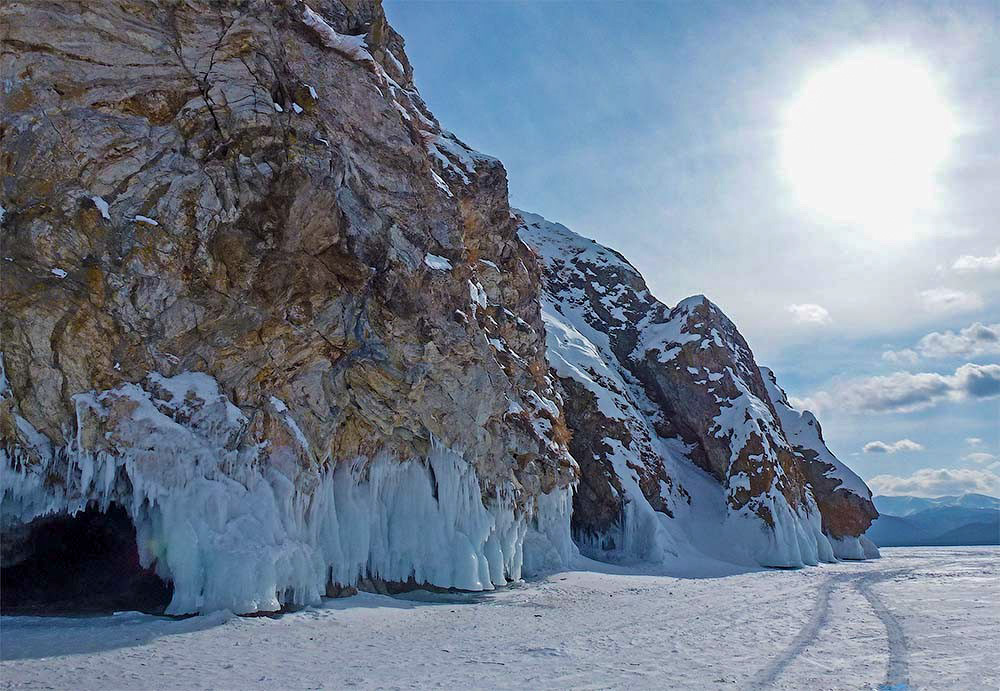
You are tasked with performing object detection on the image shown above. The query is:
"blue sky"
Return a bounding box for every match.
[384,0,1000,496]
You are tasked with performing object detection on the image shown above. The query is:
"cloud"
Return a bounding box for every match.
[966,437,983,446]
[868,467,1000,498]
[786,303,832,325]
[953,249,1000,273]
[964,452,998,465]
[919,288,984,313]
[797,363,1000,414]
[863,439,925,454]
[881,348,920,366]
[883,322,1000,363]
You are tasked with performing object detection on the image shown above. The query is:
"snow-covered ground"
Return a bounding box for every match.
[2,547,996,690]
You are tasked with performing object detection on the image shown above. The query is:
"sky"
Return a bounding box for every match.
[384,0,1000,497]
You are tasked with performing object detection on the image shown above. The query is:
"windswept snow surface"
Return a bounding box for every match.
[2,548,996,690]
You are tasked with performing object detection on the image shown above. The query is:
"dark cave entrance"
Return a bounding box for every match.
[1,503,172,615]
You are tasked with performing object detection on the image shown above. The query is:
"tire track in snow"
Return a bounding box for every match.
[857,576,909,691]
[750,568,915,690]
[748,572,851,689]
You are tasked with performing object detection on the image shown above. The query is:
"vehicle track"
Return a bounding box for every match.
[857,577,909,690]
[749,567,913,690]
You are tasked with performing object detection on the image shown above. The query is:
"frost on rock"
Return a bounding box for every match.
[1,371,575,614]
[518,210,877,571]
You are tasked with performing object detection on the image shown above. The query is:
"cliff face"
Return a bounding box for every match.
[1,0,877,615]
[0,0,575,614]
[518,211,878,567]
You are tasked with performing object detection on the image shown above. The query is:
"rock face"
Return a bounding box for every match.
[518,211,878,566]
[1,0,877,615]
[0,0,575,614]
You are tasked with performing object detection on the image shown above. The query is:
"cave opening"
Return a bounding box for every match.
[1,503,173,615]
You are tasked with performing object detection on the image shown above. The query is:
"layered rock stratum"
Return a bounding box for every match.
[1,0,876,615]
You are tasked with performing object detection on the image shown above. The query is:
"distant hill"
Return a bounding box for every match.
[868,494,1000,547]
[873,493,1000,517]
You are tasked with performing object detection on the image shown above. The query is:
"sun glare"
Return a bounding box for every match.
[780,48,958,235]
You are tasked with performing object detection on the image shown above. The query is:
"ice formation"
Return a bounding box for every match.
[1,369,575,614]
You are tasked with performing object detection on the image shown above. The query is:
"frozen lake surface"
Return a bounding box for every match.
[2,547,997,690]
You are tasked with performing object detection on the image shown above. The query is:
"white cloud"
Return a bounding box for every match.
[919,288,984,313]
[786,303,832,325]
[964,452,998,466]
[966,437,984,446]
[883,322,1000,363]
[952,249,1000,273]
[797,363,1000,414]
[863,439,925,454]
[882,348,920,366]
[868,467,1000,497]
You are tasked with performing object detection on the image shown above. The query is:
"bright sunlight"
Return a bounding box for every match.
[780,47,958,234]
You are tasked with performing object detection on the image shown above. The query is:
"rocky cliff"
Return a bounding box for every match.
[1,0,877,615]
[0,0,575,614]
[518,211,878,567]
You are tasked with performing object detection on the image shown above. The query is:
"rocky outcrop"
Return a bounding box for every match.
[519,211,878,566]
[1,0,877,615]
[760,368,879,557]
[0,0,575,614]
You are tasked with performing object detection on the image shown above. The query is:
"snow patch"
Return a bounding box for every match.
[91,196,110,220]
[423,253,452,271]
[300,5,374,63]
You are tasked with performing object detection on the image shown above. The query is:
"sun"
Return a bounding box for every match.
[779,47,958,234]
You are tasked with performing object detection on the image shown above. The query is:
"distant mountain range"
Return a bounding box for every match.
[867,494,1000,547]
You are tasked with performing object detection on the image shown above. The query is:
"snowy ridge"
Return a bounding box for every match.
[760,367,870,500]
[518,210,878,569]
[1,370,575,614]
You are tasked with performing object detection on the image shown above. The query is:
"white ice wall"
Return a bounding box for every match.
[1,371,575,614]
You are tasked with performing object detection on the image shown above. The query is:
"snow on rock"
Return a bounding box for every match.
[423,253,452,271]
[518,209,877,569]
[300,4,375,63]
[760,367,878,548]
[50,268,67,278]
[132,215,158,226]
[0,371,574,614]
[90,195,110,220]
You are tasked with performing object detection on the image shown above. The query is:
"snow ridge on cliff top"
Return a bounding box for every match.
[760,366,871,499]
